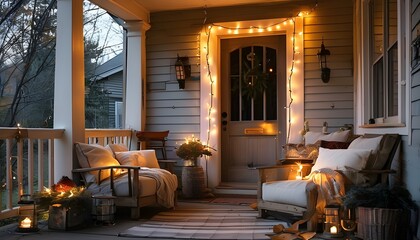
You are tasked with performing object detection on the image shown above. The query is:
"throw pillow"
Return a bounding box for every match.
[348,135,383,172]
[105,143,129,157]
[348,136,383,154]
[115,151,147,166]
[312,147,371,184]
[320,140,351,149]
[318,130,350,142]
[74,142,121,183]
[304,131,325,145]
[138,150,161,168]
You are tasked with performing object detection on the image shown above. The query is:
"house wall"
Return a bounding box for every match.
[409,0,420,237]
[302,0,354,132]
[101,72,123,128]
[146,0,352,161]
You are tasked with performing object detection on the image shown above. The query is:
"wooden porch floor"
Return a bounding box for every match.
[0,198,268,240]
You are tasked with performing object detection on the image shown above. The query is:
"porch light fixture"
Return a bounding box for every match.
[16,194,39,233]
[175,55,191,89]
[317,40,331,83]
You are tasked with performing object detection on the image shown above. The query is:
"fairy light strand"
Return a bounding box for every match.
[286,19,296,144]
[205,24,214,147]
[202,1,318,147]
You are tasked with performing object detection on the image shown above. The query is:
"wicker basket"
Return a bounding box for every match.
[356,207,408,240]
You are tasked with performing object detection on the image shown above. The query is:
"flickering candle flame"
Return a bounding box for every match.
[330,226,338,234]
[296,162,303,179]
[20,217,31,228]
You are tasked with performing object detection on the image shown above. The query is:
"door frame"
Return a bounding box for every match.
[199,17,304,189]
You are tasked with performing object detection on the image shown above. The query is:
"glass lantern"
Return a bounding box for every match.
[323,205,343,238]
[92,195,116,225]
[16,194,39,232]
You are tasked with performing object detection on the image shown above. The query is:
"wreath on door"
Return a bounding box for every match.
[242,52,269,99]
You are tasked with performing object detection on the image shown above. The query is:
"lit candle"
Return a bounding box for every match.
[330,226,338,234]
[20,217,32,228]
[295,175,302,180]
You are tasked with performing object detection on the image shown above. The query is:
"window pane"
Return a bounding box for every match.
[373,58,384,118]
[388,0,397,46]
[241,46,252,121]
[230,50,240,121]
[253,46,263,120]
[387,43,398,116]
[266,47,277,120]
[371,0,383,61]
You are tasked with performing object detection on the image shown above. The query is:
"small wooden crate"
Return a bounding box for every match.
[48,204,91,230]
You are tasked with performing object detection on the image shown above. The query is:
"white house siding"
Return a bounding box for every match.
[408,1,420,237]
[146,2,317,161]
[303,0,354,132]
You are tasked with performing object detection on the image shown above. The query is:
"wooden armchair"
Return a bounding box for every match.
[257,134,401,231]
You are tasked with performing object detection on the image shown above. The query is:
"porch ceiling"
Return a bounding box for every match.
[90,0,296,22]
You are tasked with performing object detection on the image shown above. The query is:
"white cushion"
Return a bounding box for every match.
[312,148,371,172]
[74,143,121,183]
[105,144,129,157]
[262,180,310,207]
[304,131,325,145]
[138,150,160,168]
[88,175,157,197]
[115,150,160,168]
[312,147,371,184]
[115,151,147,166]
[348,136,383,154]
[318,130,350,142]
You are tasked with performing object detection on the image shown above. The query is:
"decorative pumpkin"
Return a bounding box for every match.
[53,176,76,193]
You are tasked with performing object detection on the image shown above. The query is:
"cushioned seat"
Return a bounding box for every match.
[262,180,310,207]
[72,142,178,219]
[257,133,401,232]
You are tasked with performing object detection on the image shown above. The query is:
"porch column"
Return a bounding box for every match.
[124,21,150,150]
[53,0,85,182]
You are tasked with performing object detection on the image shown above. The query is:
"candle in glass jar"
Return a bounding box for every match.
[20,217,32,228]
[330,226,338,234]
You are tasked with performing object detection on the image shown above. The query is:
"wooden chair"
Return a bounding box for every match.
[257,134,401,231]
[136,130,169,159]
[136,130,176,172]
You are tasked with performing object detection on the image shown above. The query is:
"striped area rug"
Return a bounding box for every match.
[118,206,288,239]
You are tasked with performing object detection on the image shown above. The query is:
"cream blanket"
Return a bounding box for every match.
[139,168,178,208]
[306,168,346,214]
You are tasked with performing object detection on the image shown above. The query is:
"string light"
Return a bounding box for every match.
[202,1,318,147]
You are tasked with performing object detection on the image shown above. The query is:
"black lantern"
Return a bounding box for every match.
[16,194,39,233]
[317,40,331,83]
[175,55,191,89]
[323,205,343,238]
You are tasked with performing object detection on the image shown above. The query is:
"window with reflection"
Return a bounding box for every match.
[230,46,277,121]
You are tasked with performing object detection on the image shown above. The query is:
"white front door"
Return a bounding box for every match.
[220,35,286,186]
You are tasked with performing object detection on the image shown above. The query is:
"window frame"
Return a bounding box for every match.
[356,0,410,135]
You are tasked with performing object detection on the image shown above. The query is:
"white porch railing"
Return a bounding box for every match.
[0,127,134,220]
[85,128,134,148]
[0,127,64,220]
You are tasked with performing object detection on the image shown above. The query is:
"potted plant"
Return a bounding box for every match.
[343,183,417,240]
[176,136,214,198]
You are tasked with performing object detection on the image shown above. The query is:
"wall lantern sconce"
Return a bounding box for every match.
[16,194,39,233]
[175,55,191,89]
[317,40,331,83]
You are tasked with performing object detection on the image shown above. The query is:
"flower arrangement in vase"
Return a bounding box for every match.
[175,136,213,166]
